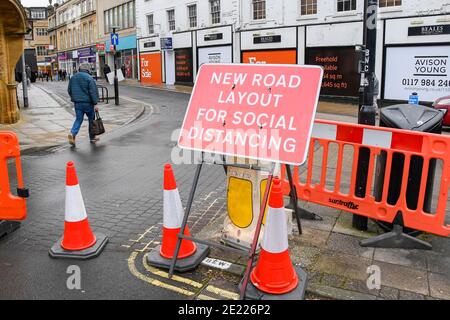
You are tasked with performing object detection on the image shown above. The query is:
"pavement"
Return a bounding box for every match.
[2,81,146,153]
[0,80,448,300]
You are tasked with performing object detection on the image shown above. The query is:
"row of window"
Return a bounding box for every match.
[36,46,48,56]
[36,28,48,36]
[56,0,95,26]
[59,21,94,50]
[103,1,136,34]
[29,9,47,20]
[146,0,401,35]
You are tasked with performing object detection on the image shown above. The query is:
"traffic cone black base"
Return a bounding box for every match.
[240,266,308,300]
[49,233,108,260]
[146,243,210,272]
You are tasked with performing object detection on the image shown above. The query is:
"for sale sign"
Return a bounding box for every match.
[178,64,323,165]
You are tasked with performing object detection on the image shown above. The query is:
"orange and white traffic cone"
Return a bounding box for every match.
[49,161,108,259]
[243,177,308,300]
[147,164,209,272]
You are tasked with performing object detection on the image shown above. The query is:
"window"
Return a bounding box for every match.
[103,1,135,34]
[147,14,154,34]
[252,0,266,20]
[167,9,175,31]
[379,0,401,7]
[68,29,72,47]
[188,4,197,28]
[36,28,48,36]
[300,0,317,15]
[89,21,93,43]
[37,46,48,56]
[337,0,356,12]
[83,23,88,44]
[31,10,46,19]
[210,0,220,24]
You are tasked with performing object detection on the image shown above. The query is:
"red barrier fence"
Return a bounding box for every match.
[281,120,450,237]
[0,131,28,220]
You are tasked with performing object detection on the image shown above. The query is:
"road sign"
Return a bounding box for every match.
[160,37,173,50]
[111,33,119,46]
[178,63,323,166]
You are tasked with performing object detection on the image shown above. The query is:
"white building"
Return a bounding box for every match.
[136,0,450,103]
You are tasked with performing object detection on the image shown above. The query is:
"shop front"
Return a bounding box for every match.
[305,46,360,97]
[197,25,233,68]
[173,31,194,85]
[78,46,96,73]
[240,27,297,64]
[138,35,162,85]
[105,34,138,79]
[57,51,73,78]
[382,15,450,103]
[305,22,363,98]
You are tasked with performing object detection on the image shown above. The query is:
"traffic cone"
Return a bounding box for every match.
[242,177,308,300]
[147,164,209,272]
[49,161,108,259]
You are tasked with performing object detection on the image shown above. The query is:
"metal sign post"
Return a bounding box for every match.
[111,28,120,106]
[354,0,378,231]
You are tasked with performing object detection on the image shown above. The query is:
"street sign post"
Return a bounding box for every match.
[178,63,323,166]
[110,33,119,46]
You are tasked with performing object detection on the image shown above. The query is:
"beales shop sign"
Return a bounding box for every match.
[408,24,450,36]
[178,64,323,165]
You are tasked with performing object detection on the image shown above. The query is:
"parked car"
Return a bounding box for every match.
[432,95,450,126]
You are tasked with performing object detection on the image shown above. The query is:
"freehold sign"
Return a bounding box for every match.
[178,64,323,165]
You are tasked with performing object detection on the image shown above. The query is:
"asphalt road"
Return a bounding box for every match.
[0,82,226,299]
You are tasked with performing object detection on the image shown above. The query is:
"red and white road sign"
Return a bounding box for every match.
[178,63,323,165]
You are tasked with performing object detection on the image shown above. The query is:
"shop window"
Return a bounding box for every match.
[252,0,266,20]
[337,0,356,12]
[167,9,175,31]
[300,0,317,15]
[210,0,220,25]
[147,14,154,34]
[188,4,197,28]
[379,0,401,7]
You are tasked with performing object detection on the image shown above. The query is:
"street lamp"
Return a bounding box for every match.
[110,25,120,106]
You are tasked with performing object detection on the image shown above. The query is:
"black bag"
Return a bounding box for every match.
[90,110,105,136]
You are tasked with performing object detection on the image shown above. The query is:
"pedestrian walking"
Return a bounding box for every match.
[63,70,67,81]
[103,64,111,81]
[67,62,100,146]
[58,69,62,81]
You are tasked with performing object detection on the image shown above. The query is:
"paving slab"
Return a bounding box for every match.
[327,232,375,259]
[373,248,428,270]
[312,251,372,281]
[428,272,450,300]
[373,261,429,295]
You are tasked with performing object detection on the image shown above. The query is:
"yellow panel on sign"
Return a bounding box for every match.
[260,179,270,225]
[227,177,253,228]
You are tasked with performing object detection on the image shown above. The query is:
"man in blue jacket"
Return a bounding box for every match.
[67,63,99,146]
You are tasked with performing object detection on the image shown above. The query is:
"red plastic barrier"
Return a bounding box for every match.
[0,131,27,220]
[281,120,450,237]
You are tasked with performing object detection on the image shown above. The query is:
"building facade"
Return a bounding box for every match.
[50,0,98,77]
[24,7,51,79]
[136,0,450,103]
[97,0,137,79]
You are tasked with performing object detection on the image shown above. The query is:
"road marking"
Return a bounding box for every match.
[197,294,218,300]
[142,254,203,289]
[127,251,195,297]
[205,285,239,300]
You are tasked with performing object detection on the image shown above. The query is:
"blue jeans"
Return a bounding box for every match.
[71,102,95,140]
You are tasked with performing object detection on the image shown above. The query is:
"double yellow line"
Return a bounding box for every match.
[127,251,239,300]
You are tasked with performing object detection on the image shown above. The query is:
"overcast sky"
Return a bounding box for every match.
[21,0,50,7]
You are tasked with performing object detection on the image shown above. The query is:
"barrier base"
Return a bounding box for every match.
[49,233,109,259]
[0,221,20,238]
[240,266,308,300]
[146,243,209,273]
[360,224,432,250]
